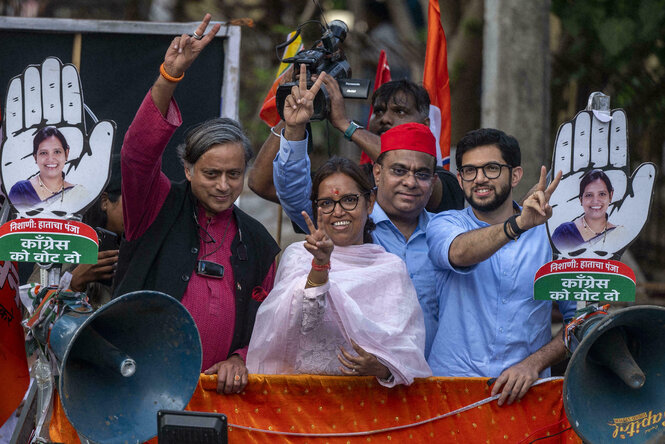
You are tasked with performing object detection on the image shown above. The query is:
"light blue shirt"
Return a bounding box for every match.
[273,130,312,232]
[273,133,438,358]
[426,206,577,378]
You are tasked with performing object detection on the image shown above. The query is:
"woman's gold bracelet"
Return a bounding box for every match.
[306,277,327,287]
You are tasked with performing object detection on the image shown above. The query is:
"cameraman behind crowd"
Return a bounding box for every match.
[248,75,463,214]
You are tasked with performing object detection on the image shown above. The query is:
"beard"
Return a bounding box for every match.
[465,182,512,213]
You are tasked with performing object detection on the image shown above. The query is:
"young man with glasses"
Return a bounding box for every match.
[275,66,441,359]
[426,128,577,406]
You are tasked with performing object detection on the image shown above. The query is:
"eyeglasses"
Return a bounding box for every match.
[458,162,512,181]
[315,192,369,214]
[384,166,434,182]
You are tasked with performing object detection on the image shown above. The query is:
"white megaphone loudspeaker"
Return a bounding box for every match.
[49,290,202,444]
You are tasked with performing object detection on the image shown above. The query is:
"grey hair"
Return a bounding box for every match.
[178,117,253,170]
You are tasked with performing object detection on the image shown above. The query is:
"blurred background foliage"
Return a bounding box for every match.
[2,0,665,283]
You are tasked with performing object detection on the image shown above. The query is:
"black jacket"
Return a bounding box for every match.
[114,181,280,357]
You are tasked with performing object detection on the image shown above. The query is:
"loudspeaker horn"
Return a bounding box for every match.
[49,290,202,444]
[563,306,665,443]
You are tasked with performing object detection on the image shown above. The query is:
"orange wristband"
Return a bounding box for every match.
[159,63,184,83]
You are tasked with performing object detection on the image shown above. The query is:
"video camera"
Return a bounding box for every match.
[275,20,371,121]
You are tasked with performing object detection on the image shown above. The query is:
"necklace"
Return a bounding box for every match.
[582,215,607,236]
[38,174,64,195]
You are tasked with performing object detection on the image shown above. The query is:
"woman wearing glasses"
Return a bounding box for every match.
[551,170,622,251]
[247,157,431,386]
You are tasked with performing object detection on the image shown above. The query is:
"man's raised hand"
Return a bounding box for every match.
[516,167,561,231]
[163,14,221,79]
[283,65,326,130]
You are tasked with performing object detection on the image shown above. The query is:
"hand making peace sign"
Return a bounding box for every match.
[162,14,221,79]
[283,64,327,128]
[516,166,562,231]
[301,208,334,264]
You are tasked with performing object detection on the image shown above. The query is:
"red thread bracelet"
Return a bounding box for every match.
[311,259,331,271]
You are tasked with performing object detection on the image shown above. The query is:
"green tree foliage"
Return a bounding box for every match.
[551,0,665,163]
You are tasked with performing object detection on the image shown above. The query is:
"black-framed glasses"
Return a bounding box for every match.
[459,162,512,181]
[315,192,369,214]
[384,166,434,182]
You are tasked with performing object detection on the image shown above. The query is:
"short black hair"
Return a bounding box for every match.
[455,128,521,168]
[371,79,430,120]
[579,169,613,199]
[33,126,69,156]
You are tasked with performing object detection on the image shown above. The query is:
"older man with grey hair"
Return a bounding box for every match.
[114,15,279,395]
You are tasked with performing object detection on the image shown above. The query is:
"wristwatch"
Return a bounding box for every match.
[344,121,364,141]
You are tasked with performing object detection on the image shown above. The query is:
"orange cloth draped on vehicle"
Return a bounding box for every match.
[51,375,580,443]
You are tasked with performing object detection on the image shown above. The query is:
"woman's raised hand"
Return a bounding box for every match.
[302,208,333,264]
[163,13,221,78]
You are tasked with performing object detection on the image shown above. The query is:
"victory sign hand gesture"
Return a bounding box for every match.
[302,208,334,264]
[283,64,326,128]
[517,166,562,231]
[162,14,221,79]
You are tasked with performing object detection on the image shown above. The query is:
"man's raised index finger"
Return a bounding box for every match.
[299,64,307,91]
[535,165,548,191]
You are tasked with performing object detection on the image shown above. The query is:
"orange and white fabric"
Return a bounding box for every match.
[259,31,303,127]
[51,375,581,443]
[423,0,452,168]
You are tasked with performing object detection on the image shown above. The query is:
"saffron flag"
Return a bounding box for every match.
[259,31,304,127]
[359,50,391,165]
[423,0,452,168]
[0,261,28,425]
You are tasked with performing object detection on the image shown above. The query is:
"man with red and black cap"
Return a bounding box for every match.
[274,71,440,358]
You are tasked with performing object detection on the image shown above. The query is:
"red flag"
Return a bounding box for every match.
[0,261,29,425]
[359,50,391,165]
[259,32,304,127]
[423,0,452,168]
